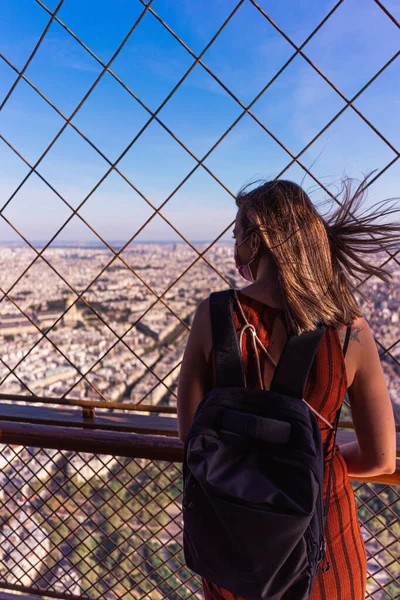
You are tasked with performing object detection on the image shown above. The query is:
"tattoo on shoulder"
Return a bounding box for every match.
[350,327,362,343]
[335,323,363,345]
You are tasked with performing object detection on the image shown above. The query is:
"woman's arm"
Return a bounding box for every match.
[177,298,212,443]
[338,316,397,477]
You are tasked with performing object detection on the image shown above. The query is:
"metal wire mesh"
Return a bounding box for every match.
[0,444,398,600]
[0,444,198,600]
[0,0,399,416]
[0,3,399,597]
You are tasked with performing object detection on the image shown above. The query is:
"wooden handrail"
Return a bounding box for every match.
[0,402,178,436]
[1,396,399,433]
[0,420,183,462]
[0,392,176,414]
[0,418,399,485]
[0,403,399,446]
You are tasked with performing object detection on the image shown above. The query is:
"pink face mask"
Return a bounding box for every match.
[234,235,256,283]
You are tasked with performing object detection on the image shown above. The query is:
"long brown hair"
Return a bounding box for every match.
[236,175,400,335]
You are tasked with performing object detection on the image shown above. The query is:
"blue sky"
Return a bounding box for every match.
[0,0,399,247]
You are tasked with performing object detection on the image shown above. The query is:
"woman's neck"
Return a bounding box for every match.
[240,281,285,309]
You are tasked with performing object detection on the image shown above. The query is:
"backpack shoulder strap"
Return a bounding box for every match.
[343,324,351,357]
[270,324,327,399]
[323,324,352,527]
[209,289,245,388]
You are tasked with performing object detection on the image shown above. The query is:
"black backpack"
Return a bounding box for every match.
[182,289,351,600]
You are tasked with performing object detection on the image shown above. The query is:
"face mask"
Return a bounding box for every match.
[234,235,257,282]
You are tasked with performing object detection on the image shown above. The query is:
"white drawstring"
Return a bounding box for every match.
[239,323,264,390]
[301,398,334,430]
[234,289,334,431]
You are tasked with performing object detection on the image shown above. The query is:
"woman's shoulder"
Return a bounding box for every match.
[193,296,211,321]
[333,315,368,348]
[191,296,212,360]
[333,315,373,387]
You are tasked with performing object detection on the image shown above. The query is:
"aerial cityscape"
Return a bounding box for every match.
[0,242,399,420]
[0,242,236,409]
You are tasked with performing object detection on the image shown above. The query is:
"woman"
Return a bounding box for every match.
[177,178,398,600]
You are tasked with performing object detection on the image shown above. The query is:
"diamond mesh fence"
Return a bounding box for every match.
[0,0,399,418]
[0,1,399,599]
[0,444,398,600]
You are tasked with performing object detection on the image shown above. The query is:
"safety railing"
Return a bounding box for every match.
[0,414,398,600]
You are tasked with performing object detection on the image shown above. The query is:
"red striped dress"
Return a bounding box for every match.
[202,291,367,600]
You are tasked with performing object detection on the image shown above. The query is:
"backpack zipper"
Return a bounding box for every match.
[317,484,330,574]
[191,396,312,433]
[319,535,330,573]
[203,485,310,517]
[182,471,196,509]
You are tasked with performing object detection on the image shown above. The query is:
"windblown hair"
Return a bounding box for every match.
[236,175,400,335]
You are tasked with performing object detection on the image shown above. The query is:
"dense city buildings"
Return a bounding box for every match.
[0,242,399,419]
